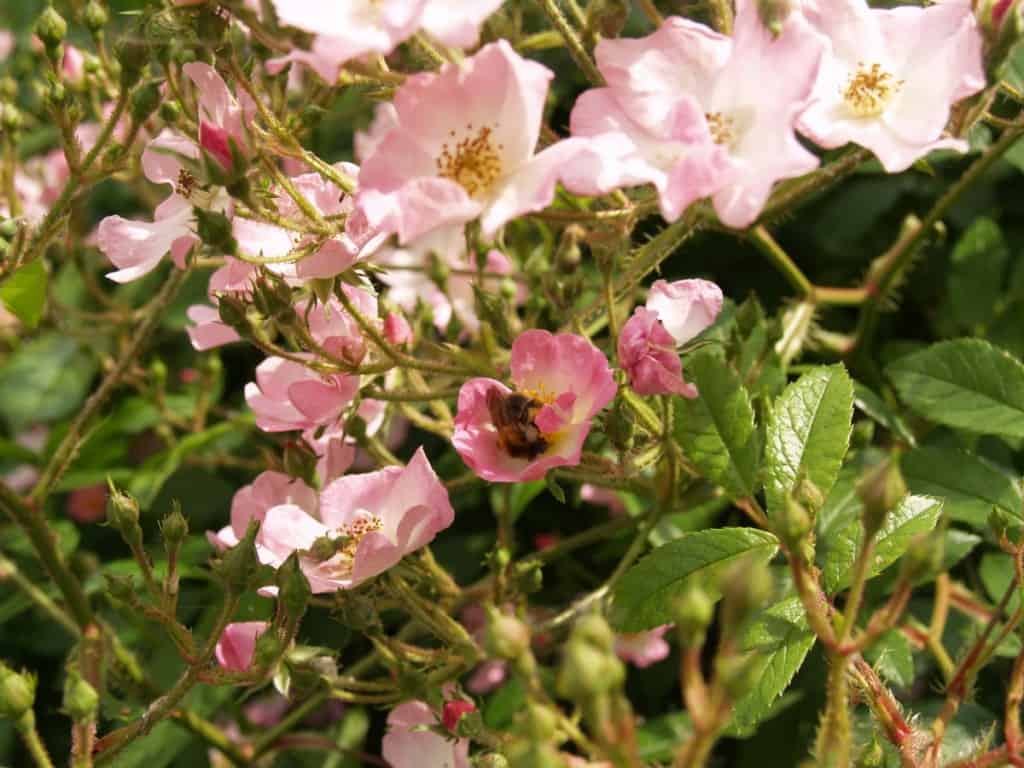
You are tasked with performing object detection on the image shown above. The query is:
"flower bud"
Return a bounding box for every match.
[84,1,109,32]
[573,613,615,652]
[484,607,531,660]
[130,81,162,124]
[556,224,584,273]
[383,312,412,346]
[779,494,812,550]
[557,638,625,700]
[104,573,136,604]
[62,669,99,724]
[720,556,773,631]
[586,0,630,37]
[105,482,140,535]
[605,396,635,452]
[35,7,67,54]
[757,0,792,36]
[116,38,149,86]
[442,699,477,732]
[277,552,311,623]
[160,504,188,552]
[216,294,249,333]
[857,457,906,538]
[45,81,67,110]
[252,627,284,669]
[215,519,262,592]
[0,664,36,722]
[194,208,237,256]
[674,582,714,647]
[900,531,944,584]
[518,702,559,741]
[282,440,318,487]
[715,653,760,700]
[0,104,22,133]
[473,754,510,768]
[159,100,182,125]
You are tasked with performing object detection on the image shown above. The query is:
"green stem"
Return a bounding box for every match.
[535,0,604,86]
[173,710,248,766]
[748,225,813,297]
[18,715,56,768]
[0,554,79,636]
[31,267,189,503]
[251,689,331,757]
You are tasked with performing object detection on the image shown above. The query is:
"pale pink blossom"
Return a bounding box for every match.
[0,31,13,61]
[618,308,695,397]
[208,471,319,551]
[186,305,240,351]
[266,0,501,83]
[453,331,617,482]
[257,448,454,592]
[645,279,723,346]
[615,625,672,668]
[797,0,985,172]
[382,699,470,768]
[62,45,85,83]
[300,399,388,484]
[567,1,825,228]
[215,621,269,672]
[302,286,379,360]
[244,357,359,433]
[357,41,589,242]
[384,312,413,346]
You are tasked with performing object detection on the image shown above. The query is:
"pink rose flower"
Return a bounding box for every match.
[215,621,269,672]
[67,483,108,524]
[257,448,454,592]
[208,470,318,551]
[466,659,508,695]
[245,356,359,433]
[382,700,470,768]
[384,312,413,346]
[580,484,628,516]
[357,41,589,243]
[566,0,825,228]
[615,625,672,668]
[453,331,617,482]
[441,699,476,732]
[98,62,252,282]
[798,0,985,172]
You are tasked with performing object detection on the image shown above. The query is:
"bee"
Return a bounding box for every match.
[486,387,548,461]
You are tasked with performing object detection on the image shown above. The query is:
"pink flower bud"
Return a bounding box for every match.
[214,621,268,672]
[200,120,234,171]
[618,308,696,397]
[384,312,412,346]
[62,44,84,83]
[442,699,476,732]
[67,483,108,524]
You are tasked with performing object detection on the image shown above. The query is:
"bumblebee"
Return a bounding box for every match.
[486,387,548,461]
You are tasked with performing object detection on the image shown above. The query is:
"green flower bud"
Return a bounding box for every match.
[473,754,511,768]
[105,482,140,538]
[45,81,67,110]
[857,457,906,538]
[557,639,625,700]
[779,494,812,549]
[84,1,109,32]
[130,81,162,124]
[215,519,262,592]
[282,440,318,488]
[216,294,249,333]
[715,653,760,700]
[572,613,615,653]
[756,0,792,36]
[35,7,68,52]
[518,702,559,741]
[253,628,284,669]
[484,607,531,660]
[0,219,15,239]
[587,0,630,37]
[507,743,566,768]
[674,582,714,647]
[62,669,99,724]
[900,531,944,584]
[104,573,136,603]
[194,208,237,256]
[0,104,21,132]
[277,553,311,623]
[556,224,584,273]
[116,38,149,87]
[159,100,182,125]
[605,396,635,452]
[0,664,36,722]
[721,556,773,631]
[160,505,188,552]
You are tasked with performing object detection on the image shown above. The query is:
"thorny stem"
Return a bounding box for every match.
[534,0,605,86]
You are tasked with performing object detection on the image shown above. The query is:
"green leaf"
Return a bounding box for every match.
[726,596,816,737]
[609,528,779,632]
[887,339,1024,440]
[946,218,1008,330]
[0,260,47,329]
[0,334,97,431]
[765,365,854,517]
[674,351,759,499]
[865,630,914,688]
[901,444,1022,530]
[853,382,915,446]
[822,495,943,594]
[979,552,1021,615]
[637,712,694,762]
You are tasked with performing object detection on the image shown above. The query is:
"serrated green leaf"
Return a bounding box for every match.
[609,528,778,632]
[822,495,943,594]
[0,260,47,329]
[901,444,1022,530]
[765,365,854,517]
[0,334,97,431]
[853,382,915,445]
[675,351,759,499]
[726,596,816,737]
[887,339,1024,440]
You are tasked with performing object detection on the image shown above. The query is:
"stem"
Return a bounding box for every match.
[749,225,813,296]
[534,0,605,86]
[251,689,330,757]
[18,715,56,768]
[0,555,80,636]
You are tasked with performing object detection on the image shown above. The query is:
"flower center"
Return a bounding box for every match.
[842,62,902,118]
[435,123,504,199]
[176,168,198,198]
[321,512,383,578]
[705,112,737,147]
